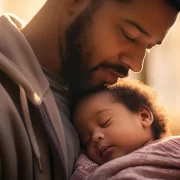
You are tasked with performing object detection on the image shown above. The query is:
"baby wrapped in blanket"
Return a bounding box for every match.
[71,78,180,180]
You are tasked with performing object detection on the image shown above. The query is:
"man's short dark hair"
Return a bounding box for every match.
[165,0,180,11]
[107,78,171,140]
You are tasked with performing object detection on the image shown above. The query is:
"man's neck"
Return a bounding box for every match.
[21,1,65,76]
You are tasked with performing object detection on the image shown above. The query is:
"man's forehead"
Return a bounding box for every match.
[95,0,178,39]
[115,0,178,42]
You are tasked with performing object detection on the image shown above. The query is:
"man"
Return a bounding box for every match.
[0,0,179,179]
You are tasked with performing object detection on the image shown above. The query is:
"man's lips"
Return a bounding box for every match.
[106,68,125,84]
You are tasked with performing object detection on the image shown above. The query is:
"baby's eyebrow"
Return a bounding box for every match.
[94,109,111,116]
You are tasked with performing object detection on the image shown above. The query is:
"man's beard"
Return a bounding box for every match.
[61,4,129,105]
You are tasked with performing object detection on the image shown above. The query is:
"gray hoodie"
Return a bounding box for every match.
[0,15,77,180]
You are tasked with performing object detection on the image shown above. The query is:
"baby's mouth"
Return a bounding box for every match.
[99,145,113,158]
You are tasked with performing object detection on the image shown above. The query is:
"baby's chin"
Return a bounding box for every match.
[88,149,128,165]
[101,151,128,164]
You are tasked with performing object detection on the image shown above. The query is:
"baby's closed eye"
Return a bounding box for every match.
[101,118,112,128]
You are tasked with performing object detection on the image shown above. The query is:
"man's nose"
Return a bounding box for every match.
[123,46,147,73]
[131,53,146,73]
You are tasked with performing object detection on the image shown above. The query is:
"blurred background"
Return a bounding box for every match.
[0,0,180,135]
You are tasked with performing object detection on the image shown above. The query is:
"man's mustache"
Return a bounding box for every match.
[90,62,129,77]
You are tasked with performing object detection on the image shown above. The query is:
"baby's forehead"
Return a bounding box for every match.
[76,90,111,108]
[73,90,113,118]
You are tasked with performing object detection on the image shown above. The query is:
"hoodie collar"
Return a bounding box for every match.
[0,14,49,104]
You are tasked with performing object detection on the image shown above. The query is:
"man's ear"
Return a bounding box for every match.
[138,105,154,128]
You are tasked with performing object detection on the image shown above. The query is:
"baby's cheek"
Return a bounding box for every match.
[87,147,102,165]
[86,147,94,160]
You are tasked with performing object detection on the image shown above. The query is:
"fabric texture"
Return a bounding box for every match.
[42,66,79,178]
[70,153,99,180]
[71,136,180,180]
[0,14,78,180]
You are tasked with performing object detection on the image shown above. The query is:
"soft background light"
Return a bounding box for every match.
[1,0,180,135]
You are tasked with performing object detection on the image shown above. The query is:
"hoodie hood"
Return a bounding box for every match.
[0,14,68,178]
[0,14,48,104]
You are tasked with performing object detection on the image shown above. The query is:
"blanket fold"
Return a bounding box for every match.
[88,136,180,180]
[71,136,180,180]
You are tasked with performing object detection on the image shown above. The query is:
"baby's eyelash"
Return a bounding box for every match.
[102,118,111,128]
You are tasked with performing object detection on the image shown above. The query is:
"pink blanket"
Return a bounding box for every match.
[71,136,180,180]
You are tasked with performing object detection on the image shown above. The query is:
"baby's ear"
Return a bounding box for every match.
[138,105,154,128]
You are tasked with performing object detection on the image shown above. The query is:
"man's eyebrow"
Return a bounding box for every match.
[94,109,111,116]
[123,19,163,45]
[123,19,151,37]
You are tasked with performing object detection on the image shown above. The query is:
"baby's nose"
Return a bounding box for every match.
[92,132,104,143]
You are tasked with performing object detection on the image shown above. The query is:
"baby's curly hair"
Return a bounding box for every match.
[107,78,171,140]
